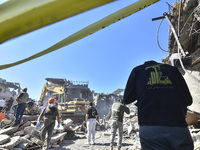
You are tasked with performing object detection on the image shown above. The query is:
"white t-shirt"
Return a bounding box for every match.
[0,100,5,107]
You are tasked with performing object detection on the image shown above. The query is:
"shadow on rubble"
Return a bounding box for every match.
[93,142,132,147]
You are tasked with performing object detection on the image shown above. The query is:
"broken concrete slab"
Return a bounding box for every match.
[0,136,21,149]
[0,126,19,135]
[72,125,80,130]
[20,137,34,146]
[16,142,29,149]
[63,119,73,128]
[50,132,67,144]
[30,129,41,139]
[21,134,30,139]
[18,121,32,131]
[11,148,22,150]
[24,126,38,135]
[0,134,10,144]
[30,137,42,145]
[13,130,24,136]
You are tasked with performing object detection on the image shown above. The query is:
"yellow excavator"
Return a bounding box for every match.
[38,78,90,121]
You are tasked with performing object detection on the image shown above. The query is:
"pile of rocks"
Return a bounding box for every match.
[0,118,77,150]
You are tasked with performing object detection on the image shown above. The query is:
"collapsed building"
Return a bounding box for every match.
[161,0,200,116]
[38,78,123,120]
[0,77,125,149]
[94,89,124,118]
[1,1,200,149]
[39,78,93,105]
[0,78,20,101]
[0,78,37,116]
[158,1,200,149]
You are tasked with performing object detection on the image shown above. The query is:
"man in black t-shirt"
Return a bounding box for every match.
[85,102,98,145]
[123,60,193,150]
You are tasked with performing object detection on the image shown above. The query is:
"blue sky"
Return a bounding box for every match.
[0,0,175,100]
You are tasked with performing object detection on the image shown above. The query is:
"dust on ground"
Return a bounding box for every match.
[51,131,136,150]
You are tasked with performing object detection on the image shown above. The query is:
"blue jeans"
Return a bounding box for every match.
[140,126,194,150]
[14,104,26,125]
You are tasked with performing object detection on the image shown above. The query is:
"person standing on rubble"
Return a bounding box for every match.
[36,98,60,150]
[123,60,194,150]
[110,99,130,150]
[5,97,14,113]
[13,87,29,126]
[0,98,6,112]
[85,102,99,145]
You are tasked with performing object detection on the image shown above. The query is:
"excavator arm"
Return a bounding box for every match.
[38,82,48,106]
[38,81,65,106]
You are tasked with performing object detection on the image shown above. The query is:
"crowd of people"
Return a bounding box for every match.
[0,60,194,150]
[83,60,194,150]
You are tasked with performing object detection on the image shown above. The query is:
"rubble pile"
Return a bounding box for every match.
[102,103,200,150]
[94,93,123,118]
[0,118,79,150]
[100,103,141,149]
[0,103,200,150]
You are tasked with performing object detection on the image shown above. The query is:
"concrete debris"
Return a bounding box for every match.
[16,142,29,149]
[0,134,10,144]
[24,126,37,135]
[0,126,19,135]
[0,103,199,150]
[30,129,41,139]
[0,136,21,149]
[13,131,24,136]
[12,148,22,150]
[63,118,73,128]
[20,137,34,146]
[50,132,67,144]
[0,79,200,149]
[30,137,42,145]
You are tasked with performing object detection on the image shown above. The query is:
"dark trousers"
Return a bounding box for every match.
[41,122,55,150]
[14,104,26,125]
[140,126,194,150]
[0,107,3,112]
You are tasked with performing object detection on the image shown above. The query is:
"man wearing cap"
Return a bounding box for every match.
[37,98,60,150]
[110,99,130,150]
[13,87,29,126]
[85,102,98,145]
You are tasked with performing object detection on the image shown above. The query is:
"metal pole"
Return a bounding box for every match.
[178,0,182,37]
[164,13,186,57]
